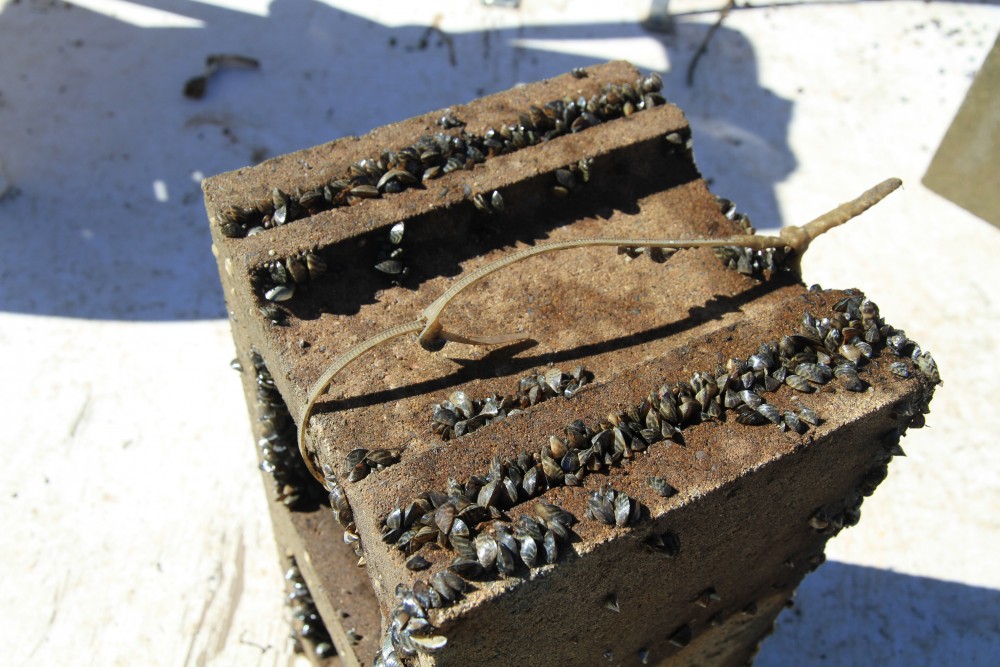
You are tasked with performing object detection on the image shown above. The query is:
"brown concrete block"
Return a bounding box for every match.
[206,61,939,667]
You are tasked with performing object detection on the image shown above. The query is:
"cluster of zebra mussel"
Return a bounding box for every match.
[375,495,577,667]
[552,158,592,198]
[430,366,592,440]
[254,247,328,303]
[343,446,399,483]
[393,293,927,559]
[807,381,933,540]
[216,71,667,239]
[375,581,451,667]
[585,486,641,527]
[245,351,322,510]
[380,453,578,573]
[805,453,888,538]
[373,221,408,283]
[712,197,789,279]
[321,464,365,565]
[885,328,941,386]
[808,491,865,537]
[284,556,335,661]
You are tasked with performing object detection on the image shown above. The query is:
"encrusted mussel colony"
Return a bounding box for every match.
[343,446,401,483]
[284,556,336,661]
[801,311,940,539]
[375,495,578,667]
[322,464,366,565]
[586,486,642,527]
[336,367,598,486]
[795,405,920,572]
[430,365,592,440]
[233,73,674,305]
[368,291,940,667]
[218,71,666,240]
[712,197,789,280]
[253,249,328,305]
[243,350,324,510]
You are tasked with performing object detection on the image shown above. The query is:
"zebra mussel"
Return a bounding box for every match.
[344,447,400,483]
[255,248,328,303]
[379,453,578,570]
[247,351,323,510]
[668,623,693,648]
[321,464,364,563]
[642,530,681,557]
[284,556,335,660]
[430,366,592,440]
[694,587,721,608]
[217,72,667,238]
[375,499,576,667]
[585,486,642,527]
[551,159,593,198]
[712,197,790,278]
[374,221,408,284]
[647,476,677,498]
[471,189,504,214]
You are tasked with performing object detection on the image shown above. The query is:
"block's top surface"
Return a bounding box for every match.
[206,60,938,667]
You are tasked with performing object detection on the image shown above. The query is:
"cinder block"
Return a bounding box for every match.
[206,61,939,667]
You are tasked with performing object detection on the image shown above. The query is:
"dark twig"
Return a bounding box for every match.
[686,0,736,87]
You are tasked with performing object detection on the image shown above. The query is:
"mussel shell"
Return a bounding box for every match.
[264,284,294,302]
[450,554,486,578]
[475,533,498,570]
[614,492,632,527]
[406,555,431,571]
[519,538,539,568]
[647,476,677,498]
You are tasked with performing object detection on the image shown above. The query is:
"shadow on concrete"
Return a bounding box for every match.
[758,560,1000,666]
[0,0,793,320]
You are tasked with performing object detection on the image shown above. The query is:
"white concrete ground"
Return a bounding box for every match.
[1,1,998,665]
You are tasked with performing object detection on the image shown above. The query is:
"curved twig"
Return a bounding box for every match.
[298,319,424,483]
[297,178,901,483]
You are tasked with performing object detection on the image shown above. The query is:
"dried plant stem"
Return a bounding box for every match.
[298,178,901,482]
[799,177,902,239]
[687,0,736,86]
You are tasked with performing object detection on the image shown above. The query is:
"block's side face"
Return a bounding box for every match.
[403,290,931,667]
[229,332,380,666]
[437,385,911,667]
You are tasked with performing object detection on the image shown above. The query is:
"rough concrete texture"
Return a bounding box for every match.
[206,61,936,667]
